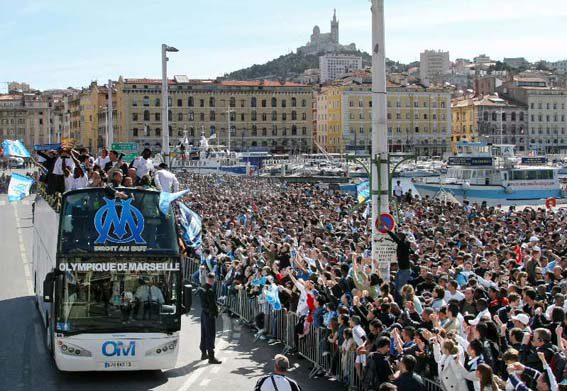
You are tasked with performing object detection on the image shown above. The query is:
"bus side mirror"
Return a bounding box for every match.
[183,283,193,314]
[43,272,55,303]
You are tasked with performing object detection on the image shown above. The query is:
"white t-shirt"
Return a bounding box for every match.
[132,156,153,178]
[394,184,403,197]
[295,285,309,317]
[53,156,75,176]
[254,374,301,391]
[444,290,465,302]
[95,155,110,168]
[154,169,180,192]
[353,325,367,347]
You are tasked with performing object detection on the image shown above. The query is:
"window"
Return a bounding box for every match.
[251,97,257,107]
[302,113,307,120]
[210,126,216,135]
[168,96,172,106]
[272,125,277,136]
[291,111,297,121]
[178,113,183,121]
[272,97,277,107]
[209,97,215,107]
[155,128,161,137]
[251,111,257,121]
[177,99,182,107]
[199,99,205,108]
[169,126,173,137]
[200,113,205,121]
[282,99,287,108]
[262,127,267,136]
[272,111,277,121]
[143,110,150,121]
[261,113,267,121]
[168,110,172,121]
[511,112,516,121]
[143,96,150,106]
[261,99,267,108]
[291,97,297,107]
[291,125,297,136]
[282,127,287,136]
[502,113,507,121]
[155,113,160,121]
[189,127,194,136]
[155,98,160,107]
[252,125,257,136]
[230,112,236,121]
[188,97,194,107]
[133,128,138,137]
[210,111,216,121]
[230,97,236,108]
[189,111,194,121]
[301,99,307,107]
[302,127,307,136]
[132,100,138,107]
[282,113,287,121]
[133,113,139,121]
[492,112,497,121]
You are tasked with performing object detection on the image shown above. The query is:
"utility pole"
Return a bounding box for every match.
[107,80,114,147]
[226,109,235,152]
[371,0,392,280]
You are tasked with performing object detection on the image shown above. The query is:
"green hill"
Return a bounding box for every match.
[222,50,377,81]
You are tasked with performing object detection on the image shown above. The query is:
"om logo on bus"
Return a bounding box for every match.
[102,341,136,357]
[94,198,147,245]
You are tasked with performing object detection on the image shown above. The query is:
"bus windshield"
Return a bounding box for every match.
[55,257,180,334]
[58,188,179,256]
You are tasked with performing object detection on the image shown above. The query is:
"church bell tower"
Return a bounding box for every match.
[330,9,339,44]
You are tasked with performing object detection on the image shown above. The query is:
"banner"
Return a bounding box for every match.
[34,143,61,151]
[356,181,369,204]
[177,202,202,249]
[2,140,31,158]
[8,173,34,202]
[158,189,190,215]
[264,283,282,310]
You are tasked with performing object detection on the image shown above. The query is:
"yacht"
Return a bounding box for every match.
[413,142,565,204]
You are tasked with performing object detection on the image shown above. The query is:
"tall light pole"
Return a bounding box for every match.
[162,44,179,164]
[371,0,391,280]
[107,80,114,147]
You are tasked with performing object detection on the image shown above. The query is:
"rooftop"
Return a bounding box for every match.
[122,78,307,88]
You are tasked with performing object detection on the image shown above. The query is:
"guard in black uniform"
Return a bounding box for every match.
[200,273,222,364]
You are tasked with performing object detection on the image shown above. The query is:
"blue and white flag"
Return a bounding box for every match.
[2,140,31,158]
[251,276,268,287]
[178,202,202,248]
[264,283,282,310]
[362,201,370,219]
[357,181,369,204]
[8,173,34,202]
[158,189,190,215]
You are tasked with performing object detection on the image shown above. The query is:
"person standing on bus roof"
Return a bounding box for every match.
[131,148,153,179]
[200,272,222,364]
[154,163,180,193]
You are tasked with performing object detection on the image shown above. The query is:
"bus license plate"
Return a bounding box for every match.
[104,361,132,369]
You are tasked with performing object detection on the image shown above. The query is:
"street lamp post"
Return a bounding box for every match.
[107,80,114,147]
[161,44,179,165]
[226,109,235,152]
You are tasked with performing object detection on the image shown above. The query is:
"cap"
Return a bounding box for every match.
[530,236,540,243]
[511,313,530,325]
[533,246,541,252]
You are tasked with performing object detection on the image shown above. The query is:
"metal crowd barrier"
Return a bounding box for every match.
[184,257,444,390]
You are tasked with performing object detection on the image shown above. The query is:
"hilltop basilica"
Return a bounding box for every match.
[297,10,357,55]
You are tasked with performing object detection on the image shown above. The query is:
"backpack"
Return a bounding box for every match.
[550,349,567,381]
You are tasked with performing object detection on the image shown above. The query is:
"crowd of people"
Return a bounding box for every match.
[180,172,567,391]
[34,146,179,194]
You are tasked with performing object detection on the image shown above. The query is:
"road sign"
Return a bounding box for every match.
[375,213,395,234]
[546,197,557,209]
[111,143,138,152]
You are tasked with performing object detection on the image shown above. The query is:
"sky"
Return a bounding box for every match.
[1,0,566,91]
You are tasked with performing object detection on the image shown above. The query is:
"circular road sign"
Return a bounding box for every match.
[376,213,395,234]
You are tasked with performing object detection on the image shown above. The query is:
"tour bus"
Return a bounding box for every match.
[33,187,192,371]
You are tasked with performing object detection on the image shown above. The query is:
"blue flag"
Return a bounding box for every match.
[8,173,34,202]
[2,140,31,158]
[357,181,369,204]
[158,189,190,215]
[178,202,202,248]
[251,276,268,287]
[264,284,282,310]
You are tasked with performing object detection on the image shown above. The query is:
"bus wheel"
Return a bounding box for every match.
[45,312,54,355]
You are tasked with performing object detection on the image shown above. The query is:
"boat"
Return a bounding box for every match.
[413,142,565,205]
[170,133,257,175]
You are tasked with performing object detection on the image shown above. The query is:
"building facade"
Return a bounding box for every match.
[503,57,529,69]
[499,76,567,153]
[115,77,314,153]
[419,50,450,86]
[317,81,452,156]
[0,93,50,148]
[319,54,363,84]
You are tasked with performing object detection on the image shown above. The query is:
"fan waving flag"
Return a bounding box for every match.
[2,140,31,158]
[158,189,190,215]
[8,173,34,202]
[264,283,282,310]
[177,202,202,249]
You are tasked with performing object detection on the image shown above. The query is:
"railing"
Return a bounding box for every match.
[186,259,444,391]
[36,183,62,212]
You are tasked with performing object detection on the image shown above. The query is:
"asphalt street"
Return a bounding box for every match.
[0,194,346,391]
